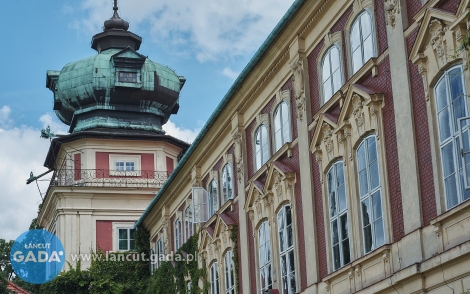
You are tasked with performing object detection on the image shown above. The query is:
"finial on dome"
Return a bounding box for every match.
[104,0,129,31]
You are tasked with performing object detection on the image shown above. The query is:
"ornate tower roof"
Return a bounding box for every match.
[46,1,185,134]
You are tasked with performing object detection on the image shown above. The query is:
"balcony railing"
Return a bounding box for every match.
[49,169,170,188]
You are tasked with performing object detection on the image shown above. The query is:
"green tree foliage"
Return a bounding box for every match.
[0,239,14,280]
[0,271,10,294]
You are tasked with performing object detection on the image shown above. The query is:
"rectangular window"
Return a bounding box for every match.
[278,205,296,294]
[357,135,384,253]
[156,238,164,267]
[118,72,137,83]
[115,161,135,171]
[118,228,136,251]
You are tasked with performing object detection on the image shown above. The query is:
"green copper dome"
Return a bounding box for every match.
[46,3,185,134]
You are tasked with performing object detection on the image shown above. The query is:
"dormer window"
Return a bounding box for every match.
[118,72,137,83]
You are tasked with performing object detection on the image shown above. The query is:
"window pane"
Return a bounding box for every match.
[374,218,384,247]
[267,264,272,288]
[361,200,371,226]
[363,35,374,62]
[287,225,293,248]
[288,250,295,274]
[441,142,456,177]
[438,108,452,141]
[130,239,135,250]
[367,137,377,162]
[369,161,380,190]
[363,224,373,253]
[282,121,291,144]
[330,47,340,71]
[260,243,265,266]
[371,191,382,219]
[340,214,349,240]
[119,229,127,240]
[445,174,459,209]
[350,22,361,51]
[357,144,366,170]
[359,170,369,197]
[352,48,362,73]
[453,97,466,132]
[323,79,332,100]
[274,109,282,136]
[332,220,339,245]
[333,68,342,94]
[460,171,470,201]
[322,54,331,83]
[342,239,351,264]
[281,255,287,276]
[361,12,372,38]
[278,209,285,231]
[435,79,448,111]
[338,185,346,213]
[330,192,337,217]
[333,244,340,270]
[119,240,127,250]
[260,267,266,289]
[276,129,283,151]
[286,206,292,226]
[336,163,344,186]
[449,68,464,101]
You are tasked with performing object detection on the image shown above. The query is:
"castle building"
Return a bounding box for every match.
[136,0,470,293]
[37,2,189,269]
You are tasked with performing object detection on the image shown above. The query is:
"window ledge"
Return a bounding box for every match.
[430,199,470,226]
[322,244,391,284]
[115,82,142,88]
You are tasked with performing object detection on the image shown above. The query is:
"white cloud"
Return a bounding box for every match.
[163,120,200,143]
[222,67,240,80]
[39,113,69,135]
[0,106,12,129]
[71,0,295,62]
[0,110,68,241]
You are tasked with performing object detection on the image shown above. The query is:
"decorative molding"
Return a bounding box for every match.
[315,152,324,184]
[291,58,306,121]
[343,126,353,162]
[417,58,430,101]
[274,172,283,203]
[232,130,244,183]
[322,123,334,161]
[385,0,400,29]
[352,94,365,134]
[428,19,448,66]
[369,105,380,140]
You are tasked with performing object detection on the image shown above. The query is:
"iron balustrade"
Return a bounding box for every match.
[49,169,170,188]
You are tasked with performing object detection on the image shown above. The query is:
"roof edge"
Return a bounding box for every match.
[135,0,307,228]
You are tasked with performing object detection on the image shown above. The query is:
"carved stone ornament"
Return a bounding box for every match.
[291,58,306,121]
[428,19,448,64]
[232,130,244,183]
[222,228,228,244]
[352,94,365,132]
[274,172,283,201]
[385,0,400,29]
[315,153,323,184]
[343,126,352,161]
[322,123,334,160]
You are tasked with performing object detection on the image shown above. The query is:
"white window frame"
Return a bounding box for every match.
[278,205,296,294]
[350,9,375,74]
[356,135,384,253]
[321,45,343,104]
[192,187,209,224]
[210,262,220,294]
[116,227,136,251]
[273,101,292,152]
[435,65,470,209]
[221,163,234,204]
[255,124,270,170]
[209,179,219,217]
[174,217,182,251]
[185,206,194,242]
[224,250,235,294]
[258,221,272,293]
[109,154,141,176]
[327,161,350,270]
[156,238,164,268]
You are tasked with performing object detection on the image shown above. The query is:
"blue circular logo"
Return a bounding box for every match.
[10,229,65,284]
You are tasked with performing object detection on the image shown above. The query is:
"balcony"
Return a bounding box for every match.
[49,169,170,188]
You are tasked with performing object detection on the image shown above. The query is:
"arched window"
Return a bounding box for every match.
[350,10,374,74]
[274,102,291,152]
[174,218,182,251]
[434,65,470,209]
[258,221,272,292]
[156,238,164,268]
[357,135,384,253]
[255,124,270,170]
[278,205,296,294]
[322,46,343,103]
[221,164,234,203]
[209,179,219,216]
[210,262,219,294]
[224,250,235,294]
[327,161,350,270]
[185,206,193,242]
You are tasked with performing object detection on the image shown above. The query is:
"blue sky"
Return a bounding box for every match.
[0,0,295,241]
